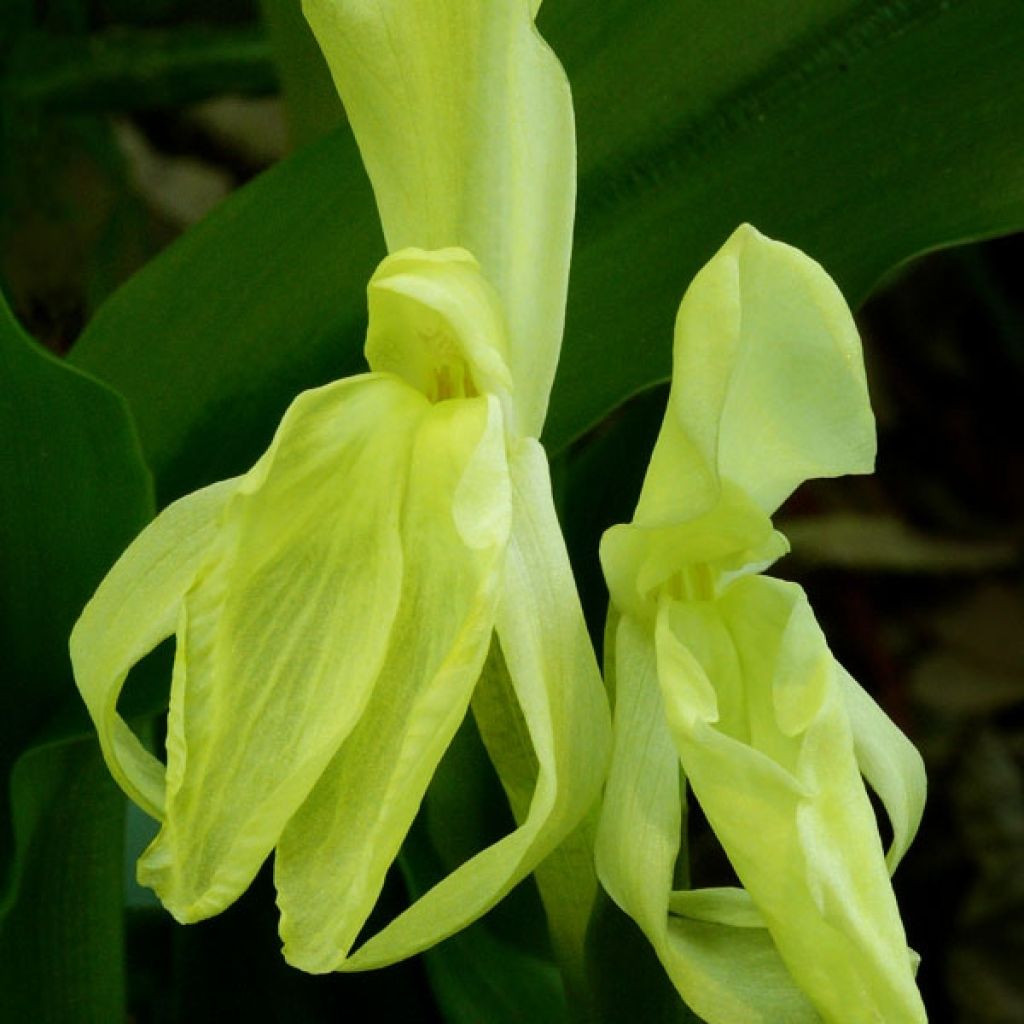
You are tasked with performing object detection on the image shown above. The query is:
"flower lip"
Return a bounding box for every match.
[601,479,788,620]
[365,247,515,417]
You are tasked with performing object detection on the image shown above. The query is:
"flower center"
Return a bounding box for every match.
[365,247,512,410]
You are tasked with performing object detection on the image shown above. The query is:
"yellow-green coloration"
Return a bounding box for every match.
[597,225,928,1023]
[71,0,609,976]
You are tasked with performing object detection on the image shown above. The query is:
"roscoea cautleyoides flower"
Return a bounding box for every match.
[596,225,928,1023]
[70,0,609,975]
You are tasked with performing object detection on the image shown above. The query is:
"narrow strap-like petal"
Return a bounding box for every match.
[635,224,875,527]
[324,438,608,971]
[70,479,237,819]
[837,664,926,872]
[596,614,818,1023]
[471,440,611,984]
[595,612,683,956]
[137,376,424,922]
[274,394,509,972]
[303,0,575,435]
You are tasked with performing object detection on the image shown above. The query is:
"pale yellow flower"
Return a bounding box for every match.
[71,0,609,974]
[597,225,928,1023]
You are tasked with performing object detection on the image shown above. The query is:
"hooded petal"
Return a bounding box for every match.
[657,576,926,1023]
[635,225,875,527]
[274,394,510,972]
[137,375,428,922]
[303,0,575,435]
[70,478,237,819]
[365,247,513,410]
[313,439,608,972]
[601,480,785,623]
[595,613,818,1024]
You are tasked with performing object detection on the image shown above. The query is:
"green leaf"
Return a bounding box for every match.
[70,1,1024,495]
[0,737,125,1024]
[0,291,152,1010]
[70,0,1024,490]
[70,126,383,501]
[0,292,152,775]
[541,0,1024,448]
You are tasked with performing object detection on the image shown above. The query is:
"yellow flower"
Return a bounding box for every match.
[71,0,609,974]
[596,225,928,1023]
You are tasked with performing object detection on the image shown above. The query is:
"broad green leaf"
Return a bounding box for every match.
[541,0,1024,448]
[70,0,1024,495]
[0,291,151,894]
[70,125,382,502]
[0,291,151,1015]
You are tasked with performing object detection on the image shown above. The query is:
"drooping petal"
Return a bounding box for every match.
[595,614,818,1024]
[274,394,510,972]
[303,0,575,435]
[137,375,426,922]
[635,225,875,527]
[657,576,926,1023]
[837,664,926,872]
[472,438,611,980]
[314,439,608,972]
[70,479,237,819]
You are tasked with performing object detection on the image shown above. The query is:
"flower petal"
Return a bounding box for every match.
[837,664,926,872]
[137,375,425,922]
[70,479,237,819]
[635,224,875,526]
[365,247,513,410]
[302,0,575,435]
[596,614,817,1023]
[472,438,611,979]
[274,394,510,972]
[318,439,608,971]
[601,480,784,623]
[658,576,926,1022]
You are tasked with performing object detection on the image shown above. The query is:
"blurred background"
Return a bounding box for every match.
[2,1,1022,1021]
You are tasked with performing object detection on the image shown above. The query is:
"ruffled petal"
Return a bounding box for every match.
[303,0,575,435]
[596,614,817,1023]
[70,478,237,819]
[274,394,510,972]
[318,439,608,972]
[635,224,875,527]
[658,576,926,1023]
[137,375,425,922]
